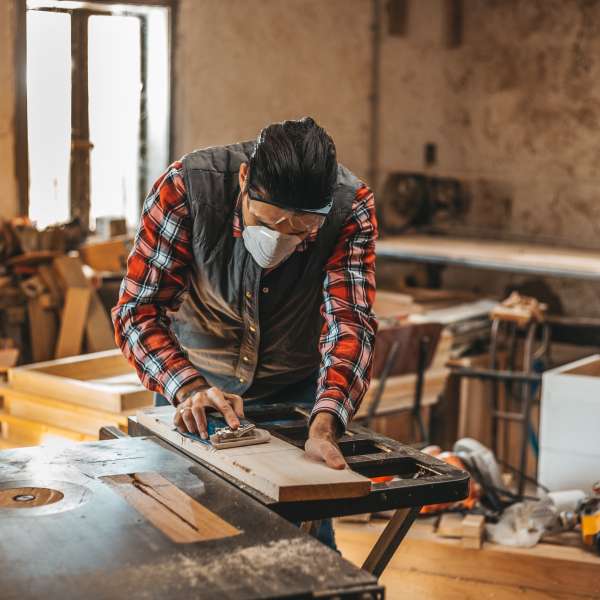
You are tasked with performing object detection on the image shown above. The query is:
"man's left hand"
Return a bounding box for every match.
[305,412,346,470]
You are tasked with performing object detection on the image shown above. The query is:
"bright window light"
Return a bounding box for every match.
[88,15,141,229]
[26,10,71,228]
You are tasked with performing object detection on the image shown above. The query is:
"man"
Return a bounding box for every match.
[113,117,377,544]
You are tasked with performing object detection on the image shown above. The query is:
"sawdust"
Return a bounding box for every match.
[72,536,348,599]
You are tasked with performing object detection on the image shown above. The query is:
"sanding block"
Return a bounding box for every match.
[182,418,271,449]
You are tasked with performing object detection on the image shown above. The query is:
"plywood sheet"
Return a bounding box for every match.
[138,407,371,503]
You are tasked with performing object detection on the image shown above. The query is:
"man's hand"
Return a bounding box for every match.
[173,386,244,439]
[304,412,346,470]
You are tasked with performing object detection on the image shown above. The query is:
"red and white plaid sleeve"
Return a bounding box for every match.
[111,161,204,403]
[312,185,378,430]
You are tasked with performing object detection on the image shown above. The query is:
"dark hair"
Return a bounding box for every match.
[247,117,337,211]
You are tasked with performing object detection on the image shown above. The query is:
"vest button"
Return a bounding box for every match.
[239,377,245,383]
[249,325,256,333]
[262,287,269,294]
[243,356,250,363]
[245,291,252,299]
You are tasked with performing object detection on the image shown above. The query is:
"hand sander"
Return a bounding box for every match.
[182,417,270,449]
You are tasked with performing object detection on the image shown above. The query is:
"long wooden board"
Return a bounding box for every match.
[377,234,600,280]
[1,386,131,436]
[138,406,371,503]
[8,350,152,412]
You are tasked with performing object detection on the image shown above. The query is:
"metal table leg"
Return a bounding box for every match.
[361,506,421,577]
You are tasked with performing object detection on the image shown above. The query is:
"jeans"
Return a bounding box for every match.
[154,373,338,551]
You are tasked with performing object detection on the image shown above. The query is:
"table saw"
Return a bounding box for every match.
[0,400,469,599]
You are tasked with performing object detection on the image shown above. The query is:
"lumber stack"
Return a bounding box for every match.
[0,350,152,448]
[0,216,127,370]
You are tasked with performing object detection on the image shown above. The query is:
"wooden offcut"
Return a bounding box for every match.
[102,472,241,544]
[138,407,372,503]
[52,255,114,352]
[54,286,91,358]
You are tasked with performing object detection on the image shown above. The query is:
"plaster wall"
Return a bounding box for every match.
[172,0,371,179]
[0,0,19,220]
[379,0,600,317]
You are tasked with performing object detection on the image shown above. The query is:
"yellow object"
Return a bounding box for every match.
[581,511,600,547]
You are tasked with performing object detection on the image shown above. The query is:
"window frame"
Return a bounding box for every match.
[14,0,178,226]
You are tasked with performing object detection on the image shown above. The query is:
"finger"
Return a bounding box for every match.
[207,389,240,429]
[225,393,245,418]
[322,443,346,470]
[304,439,346,470]
[180,407,197,434]
[191,405,208,439]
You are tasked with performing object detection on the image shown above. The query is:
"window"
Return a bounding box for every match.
[24,1,173,230]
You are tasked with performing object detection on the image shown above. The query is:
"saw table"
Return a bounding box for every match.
[0,401,468,599]
[129,400,469,578]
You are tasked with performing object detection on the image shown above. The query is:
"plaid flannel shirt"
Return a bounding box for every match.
[112,161,377,429]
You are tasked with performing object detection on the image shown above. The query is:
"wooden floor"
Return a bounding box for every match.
[335,520,600,600]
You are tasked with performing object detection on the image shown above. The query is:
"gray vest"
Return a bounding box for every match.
[171,141,359,399]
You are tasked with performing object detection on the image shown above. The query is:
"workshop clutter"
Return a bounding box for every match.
[0,216,130,368]
[0,216,137,448]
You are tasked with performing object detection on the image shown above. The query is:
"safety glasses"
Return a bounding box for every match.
[245,189,330,234]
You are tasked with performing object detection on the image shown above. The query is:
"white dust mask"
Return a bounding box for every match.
[242,225,302,269]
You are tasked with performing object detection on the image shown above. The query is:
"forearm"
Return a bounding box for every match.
[313,185,378,430]
[113,303,205,404]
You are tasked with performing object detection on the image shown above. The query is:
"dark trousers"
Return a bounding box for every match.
[154,373,337,550]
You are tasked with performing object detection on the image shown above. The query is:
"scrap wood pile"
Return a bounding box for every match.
[0,217,132,371]
[0,219,138,447]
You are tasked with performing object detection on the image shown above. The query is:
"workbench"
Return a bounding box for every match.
[0,401,469,599]
[377,234,600,280]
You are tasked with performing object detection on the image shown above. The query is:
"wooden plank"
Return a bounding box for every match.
[52,255,115,352]
[8,350,152,413]
[102,472,241,544]
[0,412,96,446]
[357,369,448,418]
[78,236,132,272]
[377,234,600,280]
[27,297,58,363]
[138,407,371,503]
[54,286,92,358]
[1,386,130,436]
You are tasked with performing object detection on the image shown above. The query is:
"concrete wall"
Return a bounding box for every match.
[0,0,19,220]
[173,0,372,179]
[378,0,600,317]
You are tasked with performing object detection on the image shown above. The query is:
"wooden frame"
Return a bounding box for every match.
[1,386,131,436]
[8,349,152,412]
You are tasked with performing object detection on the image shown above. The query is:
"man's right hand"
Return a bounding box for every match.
[173,387,244,439]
